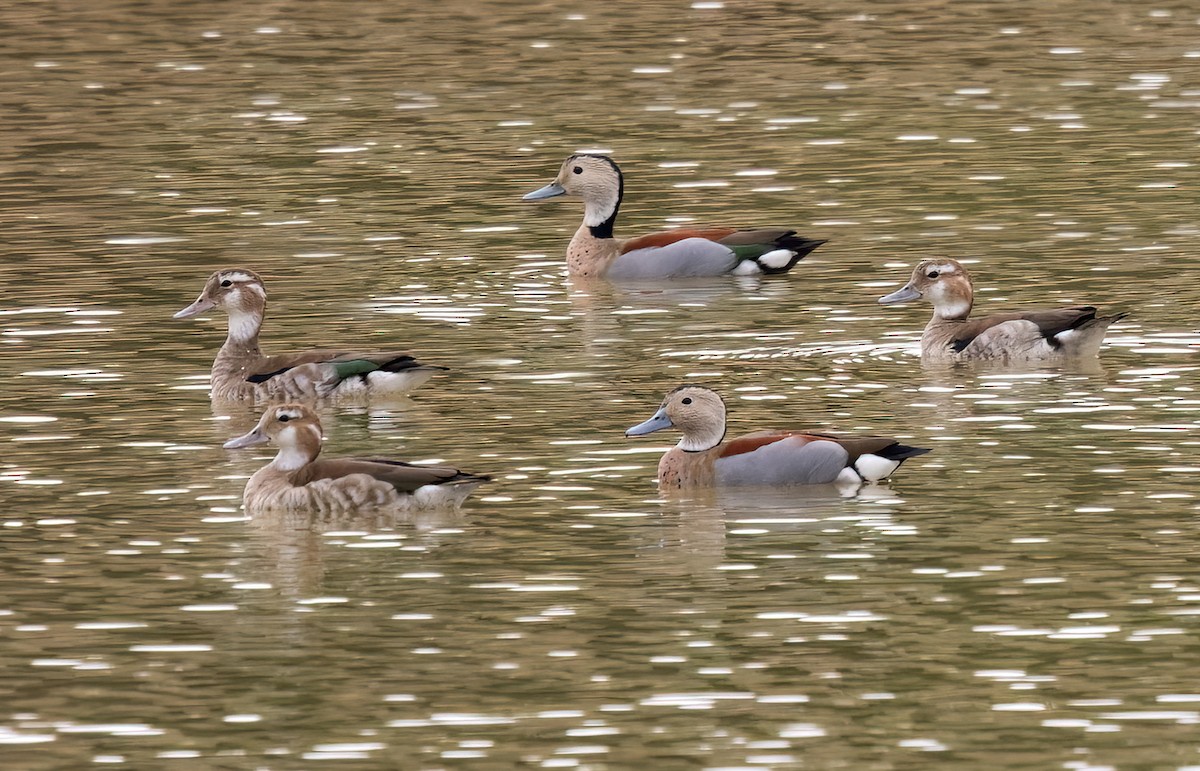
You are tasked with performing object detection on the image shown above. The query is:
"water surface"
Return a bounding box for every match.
[2,0,1200,768]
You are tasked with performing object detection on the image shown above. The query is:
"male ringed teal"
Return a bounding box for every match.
[523,154,826,279]
[174,269,445,401]
[224,403,488,513]
[878,258,1126,361]
[626,385,930,490]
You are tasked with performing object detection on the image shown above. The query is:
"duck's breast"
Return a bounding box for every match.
[608,238,737,279]
[714,435,849,486]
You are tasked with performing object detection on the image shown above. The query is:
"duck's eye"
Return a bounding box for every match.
[278,414,291,422]
[572,166,583,175]
[681,397,692,405]
[220,279,233,287]
[926,271,939,279]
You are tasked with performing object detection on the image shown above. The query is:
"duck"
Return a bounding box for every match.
[523,154,826,279]
[625,385,930,490]
[174,268,446,401]
[223,403,489,513]
[878,258,1127,361]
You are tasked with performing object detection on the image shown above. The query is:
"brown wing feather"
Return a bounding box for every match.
[721,431,920,464]
[292,458,478,493]
[720,431,815,458]
[715,228,796,246]
[619,227,739,254]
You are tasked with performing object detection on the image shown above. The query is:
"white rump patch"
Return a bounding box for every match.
[853,453,901,482]
[732,260,762,276]
[758,249,793,269]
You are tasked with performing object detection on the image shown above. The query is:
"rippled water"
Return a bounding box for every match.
[3,0,1200,767]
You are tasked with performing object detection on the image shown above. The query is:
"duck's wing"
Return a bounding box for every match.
[614,227,825,278]
[612,231,740,278]
[246,350,441,384]
[714,431,851,485]
[293,458,488,493]
[714,430,929,485]
[952,307,1125,355]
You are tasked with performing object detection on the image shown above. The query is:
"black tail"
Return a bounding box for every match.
[880,443,932,462]
[381,356,449,373]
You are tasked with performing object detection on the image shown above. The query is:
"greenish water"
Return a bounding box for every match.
[2,0,1200,768]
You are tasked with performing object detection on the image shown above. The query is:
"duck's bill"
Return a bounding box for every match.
[173,296,216,319]
[878,285,921,305]
[522,182,566,201]
[625,410,673,437]
[223,427,269,449]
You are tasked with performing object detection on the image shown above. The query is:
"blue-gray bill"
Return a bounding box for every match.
[173,297,216,319]
[878,285,922,304]
[223,428,269,450]
[625,410,673,437]
[522,182,566,201]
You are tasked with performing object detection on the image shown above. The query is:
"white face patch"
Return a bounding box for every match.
[219,272,266,299]
[271,423,320,470]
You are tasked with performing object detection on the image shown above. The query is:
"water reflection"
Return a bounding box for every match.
[4,0,1200,767]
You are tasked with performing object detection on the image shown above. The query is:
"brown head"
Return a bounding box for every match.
[625,384,727,452]
[223,402,324,469]
[174,268,268,339]
[878,258,975,320]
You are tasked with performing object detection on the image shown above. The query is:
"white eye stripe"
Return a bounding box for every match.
[222,271,257,284]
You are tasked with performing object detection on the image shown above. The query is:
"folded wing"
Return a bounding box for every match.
[293,458,488,493]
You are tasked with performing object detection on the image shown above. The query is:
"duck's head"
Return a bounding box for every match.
[523,154,624,232]
[878,258,974,320]
[174,268,267,320]
[224,403,323,468]
[626,384,727,453]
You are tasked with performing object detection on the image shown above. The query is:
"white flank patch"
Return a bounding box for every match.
[836,467,862,485]
[854,454,901,482]
[732,260,762,276]
[360,368,438,395]
[758,249,793,269]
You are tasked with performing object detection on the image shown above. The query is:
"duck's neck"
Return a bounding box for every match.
[220,308,264,358]
[678,424,726,453]
[932,298,972,322]
[583,186,622,240]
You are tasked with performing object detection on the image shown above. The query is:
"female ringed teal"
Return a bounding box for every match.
[524,154,826,279]
[224,403,488,514]
[626,385,930,490]
[878,258,1126,362]
[175,269,446,401]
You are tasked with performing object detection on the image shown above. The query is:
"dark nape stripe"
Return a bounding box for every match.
[579,154,623,239]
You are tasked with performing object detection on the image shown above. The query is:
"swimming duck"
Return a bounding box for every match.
[523,154,826,279]
[174,269,446,401]
[625,385,930,489]
[878,258,1127,361]
[224,403,489,513]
